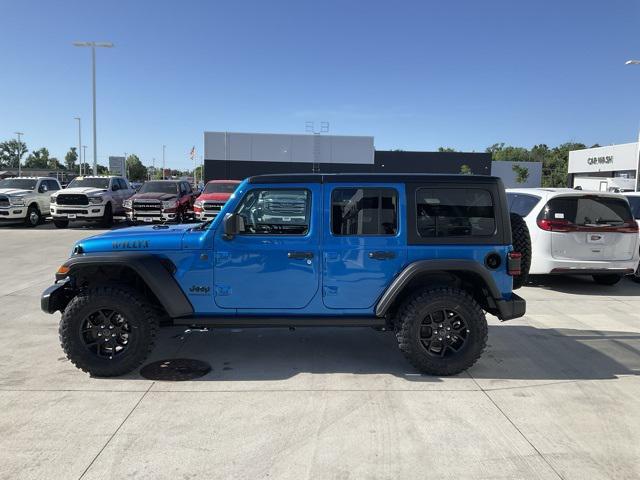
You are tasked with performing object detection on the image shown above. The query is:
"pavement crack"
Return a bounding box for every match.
[466,371,566,480]
[77,381,155,480]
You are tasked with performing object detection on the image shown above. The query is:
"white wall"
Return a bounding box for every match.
[568,143,638,174]
[491,161,542,188]
[204,132,374,164]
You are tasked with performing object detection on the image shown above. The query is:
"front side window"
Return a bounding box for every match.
[417,188,496,238]
[235,189,310,235]
[331,188,398,235]
[45,179,60,191]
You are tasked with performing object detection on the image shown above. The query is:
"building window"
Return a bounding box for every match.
[331,188,398,235]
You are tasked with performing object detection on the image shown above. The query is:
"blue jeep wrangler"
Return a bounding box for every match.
[41,174,528,377]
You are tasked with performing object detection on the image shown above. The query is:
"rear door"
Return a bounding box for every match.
[543,195,637,261]
[322,183,406,309]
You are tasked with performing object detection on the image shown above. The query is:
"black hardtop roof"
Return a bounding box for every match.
[248,173,502,185]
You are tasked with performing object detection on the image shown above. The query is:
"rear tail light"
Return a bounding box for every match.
[616,220,639,233]
[537,218,574,232]
[537,218,639,233]
[507,252,522,276]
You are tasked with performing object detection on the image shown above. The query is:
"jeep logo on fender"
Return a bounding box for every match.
[189,285,211,295]
[111,240,150,249]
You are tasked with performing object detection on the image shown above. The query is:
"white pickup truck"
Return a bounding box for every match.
[0,177,62,226]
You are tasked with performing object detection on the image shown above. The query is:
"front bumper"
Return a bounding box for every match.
[494,293,526,321]
[194,209,219,221]
[126,209,177,223]
[51,205,105,220]
[41,278,71,314]
[0,206,26,221]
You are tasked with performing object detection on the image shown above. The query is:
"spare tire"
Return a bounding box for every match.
[510,212,531,289]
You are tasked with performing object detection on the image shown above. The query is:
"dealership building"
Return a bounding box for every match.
[568,142,639,190]
[202,131,524,184]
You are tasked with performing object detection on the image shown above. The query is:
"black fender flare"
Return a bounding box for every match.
[58,252,193,318]
[375,259,503,317]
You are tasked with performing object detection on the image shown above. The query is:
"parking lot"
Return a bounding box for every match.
[1,223,639,480]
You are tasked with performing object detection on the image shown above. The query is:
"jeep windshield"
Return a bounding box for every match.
[0,178,37,190]
[203,182,238,194]
[67,178,110,189]
[137,181,178,194]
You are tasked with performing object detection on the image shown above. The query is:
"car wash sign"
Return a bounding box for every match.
[568,142,638,174]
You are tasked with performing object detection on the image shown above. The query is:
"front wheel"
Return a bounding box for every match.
[59,286,159,377]
[593,274,621,286]
[101,203,113,228]
[395,288,487,376]
[24,205,42,227]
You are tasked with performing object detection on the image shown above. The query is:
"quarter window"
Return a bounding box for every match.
[331,188,398,235]
[416,188,496,238]
[235,189,310,235]
[507,193,541,217]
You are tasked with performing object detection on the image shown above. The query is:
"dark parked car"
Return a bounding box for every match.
[123,180,195,223]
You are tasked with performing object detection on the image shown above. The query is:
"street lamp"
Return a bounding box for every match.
[625,60,640,65]
[73,41,114,176]
[74,117,82,175]
[162,145,166,179]
[14,132,23,177]
[82,145,88,174]
[625,60,640,190]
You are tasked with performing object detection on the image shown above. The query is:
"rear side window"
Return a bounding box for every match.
[507,193,540,217]
[416,188,496,238]
[541,196,633,226]
[627,197,640,219]
[331,188,398,235]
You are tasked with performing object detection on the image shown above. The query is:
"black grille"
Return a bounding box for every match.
[203,202,223,211]
[57,194,89,206]
[133,201,161,211]
[0,195,8,208]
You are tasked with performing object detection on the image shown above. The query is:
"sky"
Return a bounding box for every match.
[2,0,640,171]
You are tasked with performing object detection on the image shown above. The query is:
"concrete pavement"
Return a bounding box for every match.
[1,224,639,479]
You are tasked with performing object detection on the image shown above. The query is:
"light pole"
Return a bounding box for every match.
[82,145,88,174]
[74,117,82,175]
[73,41,114,177]
[162,145,166,179]
[625,60,640,190]
[14,132,23,177]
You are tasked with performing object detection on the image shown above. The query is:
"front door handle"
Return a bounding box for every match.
[368,251,396,260]
[288,251,314,260]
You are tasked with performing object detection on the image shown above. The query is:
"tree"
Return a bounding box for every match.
[0,139,28,169]
[125,154,148,181]
[24,148,63,169]
[512,164,529,184]
[96,164,109,175]
[438,147,456,152]
[65,147,78,171]
[460,164,472,175]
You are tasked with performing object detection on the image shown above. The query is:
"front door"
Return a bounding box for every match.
[213,185,320,309]
[322,184,406,309]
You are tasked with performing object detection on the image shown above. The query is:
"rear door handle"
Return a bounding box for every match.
[368,251,396,260]
[288,251,314,260]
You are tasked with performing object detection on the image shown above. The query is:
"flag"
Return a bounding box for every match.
[190,146,196,160]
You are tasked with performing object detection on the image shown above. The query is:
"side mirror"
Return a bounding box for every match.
[223,213,242,239]
[39,184,48,193]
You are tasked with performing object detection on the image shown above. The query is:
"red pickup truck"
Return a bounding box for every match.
[193,180,241,221]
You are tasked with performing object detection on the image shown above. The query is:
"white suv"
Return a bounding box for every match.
[0,177,62,227]
[507,188,640,285]
[50,176,134,228]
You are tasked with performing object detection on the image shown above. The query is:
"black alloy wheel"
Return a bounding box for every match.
[418,308,469,358]
[80,308,131,359]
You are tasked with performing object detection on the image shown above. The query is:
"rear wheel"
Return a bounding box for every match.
[510,212,531,289]
[24,204,41,227]
[59,286,158,377]
[53,219,69,228]
[395,288,487,376]
[593,274,622,286]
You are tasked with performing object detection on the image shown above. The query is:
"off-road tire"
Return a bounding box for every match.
[101,203,113,228]
[24,204,41,227]
[53,219,69,228]
[510,212,531,289]
[592,274,622,286]
[395,288,488,376]
[59,286,159,377]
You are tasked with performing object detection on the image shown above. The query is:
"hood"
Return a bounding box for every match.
[58,187,108,196]
[132,192,177,201]
[75,223,197,253]
[0,188,32,197]
[198,192,232,202]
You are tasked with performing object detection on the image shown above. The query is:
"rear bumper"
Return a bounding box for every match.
[549,267,634,275]
[495,293,526,321]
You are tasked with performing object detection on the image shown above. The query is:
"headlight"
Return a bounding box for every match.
[162,200,177,209]
[50,195,57,204]
[88,196,103,205]
[123,199,132,208]
[194,200,203,208]
[9,197,25,206]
